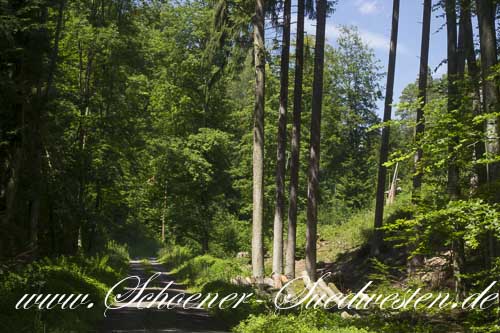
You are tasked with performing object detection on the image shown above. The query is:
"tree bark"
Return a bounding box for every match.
[446,0,460,200]
[372,0,400,256]
[476,0,500,203]
[476,0,500,262]
[412,0,431,199]
[446,0,466,299]
[252,0,265,279]
[408,0,431,276]
[272,0,291,276]
[286,0,305,279]
[161,184,167,243]
[462,0,486,189]
[306,0,327,282]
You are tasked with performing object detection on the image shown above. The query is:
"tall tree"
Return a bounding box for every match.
[408,0,431,274]
[412,0,432,197]
[272,0,291,276]
[476,0,500,262]
[252,0,265,279]
[476,0,500,202]
[446,0,461,200]
[372,0,400,256]
[306,0,327,281]
[446,0,467,299]
[285,0,305,279]
[462,0,486,188]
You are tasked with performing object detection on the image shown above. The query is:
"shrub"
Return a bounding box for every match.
[170,254,249,290]
[201,280,268,327]
[233,310,375,333]
[158,245,197,270]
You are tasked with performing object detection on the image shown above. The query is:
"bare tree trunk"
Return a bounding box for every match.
[372,0,400,257]
[252,0,265,279]
[476,0,500,264]
[161,184,167,243]
[446,0,466,299]
[446,0,460,200]
[306,0,327,282]
[285,0,305,279]
[272,0,291,277]
[412,0,431,198]
[408,0,431,276]
[462,0,486,190]
[387,162,399,205]
[476,0,500,204]
[45,0,65,101]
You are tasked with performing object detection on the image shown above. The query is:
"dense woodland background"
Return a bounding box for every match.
[1,0,500,332]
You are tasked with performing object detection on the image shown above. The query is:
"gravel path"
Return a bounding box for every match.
[98,258,229,333]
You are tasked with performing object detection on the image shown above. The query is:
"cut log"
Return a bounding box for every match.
[317,278,344,305]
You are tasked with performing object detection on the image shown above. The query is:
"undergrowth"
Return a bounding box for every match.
[0,241,129,332]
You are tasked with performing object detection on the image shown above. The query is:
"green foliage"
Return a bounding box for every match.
[0,243,129,332]
[234,310,375,333]
[201,281,268,328]
[158,245,197,270]
[168,254,250,291]
[384,199,500,256]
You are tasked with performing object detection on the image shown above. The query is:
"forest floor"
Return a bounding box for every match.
[98,258,229,333]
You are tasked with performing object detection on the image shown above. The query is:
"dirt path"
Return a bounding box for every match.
[99,258,229,333]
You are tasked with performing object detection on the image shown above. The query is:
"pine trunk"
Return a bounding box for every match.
[446,0,460,200]
[372,0,400,256]
[272,0,291,276]
[408,0,431,275]
[252,0,265,279]
[306,0,327,282]
[446,0,466,299]
[285,0,305,279]
[412,0,431,197]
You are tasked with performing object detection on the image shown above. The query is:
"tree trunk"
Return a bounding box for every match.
[372,0,400,257]
[306,0,327,282]
[412,0,431,198]
[476,0,500,263]
[476,0,500,203]
[462,0,486,189]
[252,0,265,279]
[45,0,65,101]
[446,0,467,299]
[272,0,291,277]
[161,184,167,243]
[286,0,305,279]
[446,0,460,200]
[408,0,431,276]
[387,162,399,205]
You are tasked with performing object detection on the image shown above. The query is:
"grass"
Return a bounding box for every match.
[158,245,263,328]
[314,193,412,263]
[161,252,250,292]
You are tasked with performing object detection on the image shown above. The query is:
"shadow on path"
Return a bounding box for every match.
[98,258,229,333]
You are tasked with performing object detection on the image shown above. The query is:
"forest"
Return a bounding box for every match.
[1,0,500,332]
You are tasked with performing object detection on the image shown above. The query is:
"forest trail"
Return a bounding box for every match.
[99,258,229,333]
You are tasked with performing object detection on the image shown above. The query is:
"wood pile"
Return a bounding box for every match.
[231,271,370,318]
